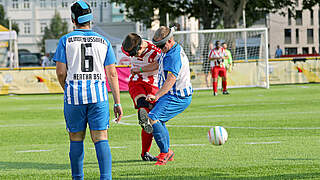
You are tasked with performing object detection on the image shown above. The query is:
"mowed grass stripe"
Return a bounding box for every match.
[0,84,319,179]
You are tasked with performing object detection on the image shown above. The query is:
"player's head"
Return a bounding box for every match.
[71,0,93,27]
[121,33,142,57]
[153,26,174,53]
[222,42,227,49]
[215,41,221,48]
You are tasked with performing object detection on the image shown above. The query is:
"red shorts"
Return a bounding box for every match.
[128,80,159,109]
[211,66,226,78]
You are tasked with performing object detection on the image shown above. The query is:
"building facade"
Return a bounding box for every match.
[268,2,320,57]
[0,0,125,53]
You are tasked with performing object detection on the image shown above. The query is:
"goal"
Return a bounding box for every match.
[173,28,269,90]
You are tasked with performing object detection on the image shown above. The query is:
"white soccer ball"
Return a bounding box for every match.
[208,126,228,145]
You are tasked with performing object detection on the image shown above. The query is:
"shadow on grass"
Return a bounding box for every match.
[111,172,320,180]
[0,161,69,170]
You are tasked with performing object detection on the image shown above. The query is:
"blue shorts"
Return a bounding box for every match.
[64,101,110,133]
[149,94,192,122]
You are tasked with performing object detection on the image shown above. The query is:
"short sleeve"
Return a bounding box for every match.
[104,41,117,66]
[53,37,67,64]
[163,50,181,77]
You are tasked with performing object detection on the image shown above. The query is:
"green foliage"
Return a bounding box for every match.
[108,0,320,29]
[0,84,319,179]
[39,11,69,54]
[109,0,188,28]
[0,5,19,34]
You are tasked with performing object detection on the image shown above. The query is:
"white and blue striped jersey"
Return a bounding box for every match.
[53,29,116,105]
[157,43,193,97]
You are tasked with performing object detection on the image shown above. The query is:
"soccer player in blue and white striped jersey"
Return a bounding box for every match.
[53,1,123,179]
[142,26,193,165]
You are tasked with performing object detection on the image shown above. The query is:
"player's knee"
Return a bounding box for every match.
[137,97,152,109]
[69,131,86,141]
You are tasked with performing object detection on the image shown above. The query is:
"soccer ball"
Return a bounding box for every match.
[208,126,228,145]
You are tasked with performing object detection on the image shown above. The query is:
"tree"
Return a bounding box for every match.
[212,0,297,28]
[0,5,19,34]
[109,0,188,28]
[39,11,68,54]
[302,0,320,10]
[109,0,315,30]
[185,0,223,29]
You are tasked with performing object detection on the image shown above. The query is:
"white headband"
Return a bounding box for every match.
[152,27,175,46]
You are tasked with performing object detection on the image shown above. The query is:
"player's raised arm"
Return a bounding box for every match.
[131,61,159,75]
[146,71,176,102]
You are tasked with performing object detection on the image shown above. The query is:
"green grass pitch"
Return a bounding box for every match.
[0,84,319,179]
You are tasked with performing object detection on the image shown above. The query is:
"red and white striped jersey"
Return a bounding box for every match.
[129,40,161,86]
[208,47,227,67]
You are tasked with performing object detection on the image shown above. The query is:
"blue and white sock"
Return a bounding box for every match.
[152,121,168,153]
[69,141,84,180]
[161,122,170,149]
[95,140,112,180]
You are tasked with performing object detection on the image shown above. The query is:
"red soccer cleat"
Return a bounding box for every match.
[155,149,175,165]
[155,153,169,165]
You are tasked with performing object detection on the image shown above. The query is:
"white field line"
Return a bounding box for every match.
[171,144,206,147]
[245,141,281,145]
[88,146,127,150]
[2,113,320,130]
[208,102,290,108]
[16,150,52,153]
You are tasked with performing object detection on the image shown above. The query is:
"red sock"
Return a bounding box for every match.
[213,81,218,93]
[139,108,153,155]
[141,128,153,155]
[222,80,227,91]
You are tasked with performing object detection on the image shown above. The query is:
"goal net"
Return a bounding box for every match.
[173,28,269,90]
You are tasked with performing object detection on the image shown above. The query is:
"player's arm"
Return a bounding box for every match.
[131,61,159,75]
[105,64,123,122]
[56,61,67,90]
[146,71,176,101]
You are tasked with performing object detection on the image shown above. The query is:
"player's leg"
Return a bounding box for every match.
[220,67,229,94]
[87,101,112,180]
[160,122,174,161]
[64,103,88,180]
[149,94,192,165]
[136,97,157,161]
[129,81,157,160]
[211,67,218,95]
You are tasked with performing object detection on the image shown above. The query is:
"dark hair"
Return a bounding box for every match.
[122,33,142,52]
[71,1,92,26]
[215,41,220,46]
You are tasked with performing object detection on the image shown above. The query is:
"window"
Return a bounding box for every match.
[40,23,47,33]
[284,29,291,44]
[12,0,19,9]
[310,9,314,25]
[312,47,317,54]
[62,1,68,8]
[51,0,56,8]
[307,29,314,44]
[296,10,302,25]
[319,10,320,25]
[24,0,30,9]
[40,0,46,8]
[285,47,297,55]
[102,1,108,7]
[24,23,31,34]
[91,1,97,8]
[288,10,292,25]
[302,47,309,54]
[296,29,299,44]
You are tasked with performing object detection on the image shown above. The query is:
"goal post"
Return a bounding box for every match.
[173,27,269,90]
